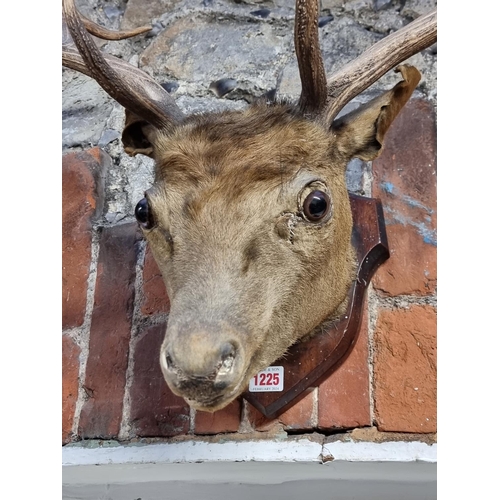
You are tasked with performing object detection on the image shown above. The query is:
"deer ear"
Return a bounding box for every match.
[122,110,157,158]
[331,65,421,162]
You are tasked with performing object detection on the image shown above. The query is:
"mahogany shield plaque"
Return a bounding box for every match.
[242,193,389,418]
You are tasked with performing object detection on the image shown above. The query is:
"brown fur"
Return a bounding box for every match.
[137,72,418,411]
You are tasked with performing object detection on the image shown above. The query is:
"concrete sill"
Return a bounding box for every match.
[63,460,437,500]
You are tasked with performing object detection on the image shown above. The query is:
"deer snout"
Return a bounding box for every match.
[160,331,245,410]
[163,341,237,381]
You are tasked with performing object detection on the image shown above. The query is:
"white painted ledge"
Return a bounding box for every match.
[62,438,437,466]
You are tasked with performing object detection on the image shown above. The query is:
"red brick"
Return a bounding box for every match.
[372,98,436,296]
[62,148,107,329]
[317,305,371,429]
[194,400,241,435]
[62,335,80,444]
[373,305,436,433]
[279,389,316,431]
[130,323,190,437]
[374,224,436,296]
[141,245,170,315]
[78,223,139,439]
[247,389,316,432]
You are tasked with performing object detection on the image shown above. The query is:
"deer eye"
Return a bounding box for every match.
[135,198,155,229]
[302,190,330,222]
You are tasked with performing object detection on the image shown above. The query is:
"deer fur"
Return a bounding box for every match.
[62,0,436,412]
[125,66,421,411]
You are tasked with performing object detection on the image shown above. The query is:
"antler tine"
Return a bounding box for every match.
[323,8,437,125]
[295,0,327,117]
[62,0,184,129]
[63,24,183,124]
[81,14,152,40]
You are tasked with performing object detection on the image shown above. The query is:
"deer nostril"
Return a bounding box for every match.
[220,342,235,359]
[217,343,236,376]
[165,352,175,370]
[219,355,234,374]
[214,380,229,391]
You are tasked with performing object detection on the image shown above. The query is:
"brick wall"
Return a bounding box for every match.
[62,98,436,445]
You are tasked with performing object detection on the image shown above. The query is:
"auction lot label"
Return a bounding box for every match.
[248,366,284,392]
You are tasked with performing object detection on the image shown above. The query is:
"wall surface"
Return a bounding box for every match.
[62,0,437,449]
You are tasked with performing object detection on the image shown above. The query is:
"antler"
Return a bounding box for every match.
[324,8,437,124]
[294,0,327,116]
[80,13,152,40]
[63,0,436,131]
[62,0,184,129]
[293,0,437,124]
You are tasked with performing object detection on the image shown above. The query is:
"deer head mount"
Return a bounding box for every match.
[62,0,437,413]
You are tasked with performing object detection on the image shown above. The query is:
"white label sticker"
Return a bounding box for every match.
[249,366,284,392]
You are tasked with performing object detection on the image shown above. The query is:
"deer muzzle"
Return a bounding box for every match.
[159,324,246,411]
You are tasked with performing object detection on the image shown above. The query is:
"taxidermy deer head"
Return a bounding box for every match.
[62,0,437,412]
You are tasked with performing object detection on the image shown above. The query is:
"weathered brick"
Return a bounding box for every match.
[141,245,170,315]
[373,305,436,433]
[317,305,371,429]
[247,389,316,432]
[78,223,139,439]
[62,335,80,444]
[279,389,316,431]
[372,98,437,296]
[194,400,241,435]
[62,148,107,329]
[130,323,190,437]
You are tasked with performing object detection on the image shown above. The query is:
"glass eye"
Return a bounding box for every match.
[135,198,154,229]
[303,190,330,222]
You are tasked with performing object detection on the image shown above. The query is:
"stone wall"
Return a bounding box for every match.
[62,0,437,445]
